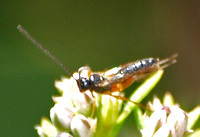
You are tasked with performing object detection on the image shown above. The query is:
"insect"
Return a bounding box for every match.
[17,25,177,110]
[76,54,177,94]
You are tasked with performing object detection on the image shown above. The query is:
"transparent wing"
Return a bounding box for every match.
[93,62,136,88]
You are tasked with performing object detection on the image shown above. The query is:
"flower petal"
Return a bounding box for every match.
[71,114,97,137]
[50,104,74,131]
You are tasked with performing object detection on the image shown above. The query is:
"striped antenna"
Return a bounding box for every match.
[17,25,74,78]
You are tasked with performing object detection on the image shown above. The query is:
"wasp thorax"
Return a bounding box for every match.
[89,74,104,84]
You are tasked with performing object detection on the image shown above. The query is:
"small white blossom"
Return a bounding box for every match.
[100,92,123,126]
[55,73,94,116]
[35,118,58,137]
[50,103,74,131]
[141,93,188,137]
[71,114,97,137]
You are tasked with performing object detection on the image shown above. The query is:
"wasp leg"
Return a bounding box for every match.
[90,91,96,118]
[104,92,149,111]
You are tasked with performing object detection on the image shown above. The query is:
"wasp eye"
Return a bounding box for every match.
[79,78,90,91]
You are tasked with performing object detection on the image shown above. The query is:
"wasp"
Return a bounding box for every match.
[76,54,177,94]
[17,25,177,110]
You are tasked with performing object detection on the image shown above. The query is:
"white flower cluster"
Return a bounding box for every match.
[36,73,97,137]
[35,69,124,137]
[35,70,200,137]
[140,93,200,137]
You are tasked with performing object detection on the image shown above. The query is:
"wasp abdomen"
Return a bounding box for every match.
[120,58,158,75]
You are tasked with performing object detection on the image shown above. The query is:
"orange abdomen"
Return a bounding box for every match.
[110,77,135,92]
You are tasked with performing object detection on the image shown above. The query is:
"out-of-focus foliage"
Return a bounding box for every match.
[1,1,200,137]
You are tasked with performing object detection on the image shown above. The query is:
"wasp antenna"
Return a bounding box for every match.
[17,25,75,79]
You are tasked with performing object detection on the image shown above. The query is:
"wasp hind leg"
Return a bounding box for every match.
[104,92,148,110]
[90,91,96,118]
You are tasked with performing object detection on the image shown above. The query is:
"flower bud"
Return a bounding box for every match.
[35,118,58,137]
[100,92,123,126]
[166,106,187,137]
[50,104,74,131]
[71,114,97,137]
[71,90,94,116]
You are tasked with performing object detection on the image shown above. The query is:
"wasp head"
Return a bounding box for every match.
[76,77,90,92]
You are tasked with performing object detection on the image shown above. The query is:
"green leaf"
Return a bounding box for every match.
[187,129,200,137]
[133,107,145,129]
[187,106,200,129]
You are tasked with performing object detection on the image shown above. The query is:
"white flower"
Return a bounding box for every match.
[35,118,58,137]
[54,74,94,116]
[37,69,173,137]
[50,103,74,131]
[71,114,97,137]
[100,92,123,127]
[141,93,188,137]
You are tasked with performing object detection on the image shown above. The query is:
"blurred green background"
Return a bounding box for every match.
[1,1,200,136]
